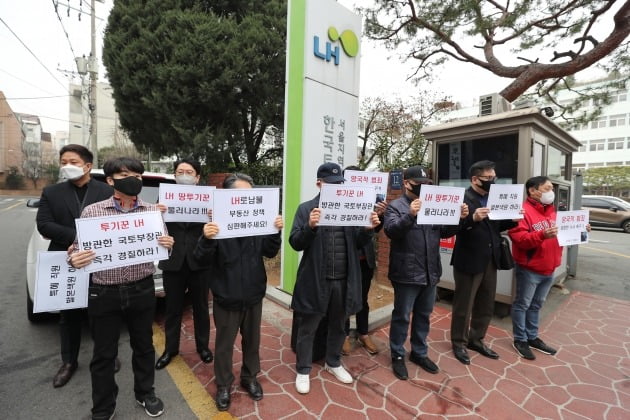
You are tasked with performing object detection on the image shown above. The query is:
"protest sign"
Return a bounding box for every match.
[318,184,376,226]
[344,170,390,202]
[556,210,589,246]
[75,211,169,273]
[159,183,215,223]
[416,185,465,225]
[213,188,280,239]
[34,251,89,312]
[487,184,524,220]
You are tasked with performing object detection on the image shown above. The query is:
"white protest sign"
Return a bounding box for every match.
[75,211,169,273]
[556,210,589,246]
[318,184,376,227]
[159,183,215,223]
[34,251,89,312]
[417,185,465,225]
[213,188,280,239]
[344,170,389,202]
[487,184,524,220]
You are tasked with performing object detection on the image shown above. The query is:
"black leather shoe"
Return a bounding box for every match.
[409,353,439,374]
[240,380,263,401]
[467,341,499,359]
[215,386,231,411]
[114,357,121,373]
[391,356,408,380]
[198,348,213,364]
[53,362,77,388]
[155,352,177,370]
[453,347,470,365]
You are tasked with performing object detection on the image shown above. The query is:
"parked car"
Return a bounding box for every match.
[581,195,630,233]
[25,170,175,322]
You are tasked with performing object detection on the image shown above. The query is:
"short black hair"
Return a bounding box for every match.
[222,172,254,188]
[59,144,93,164]
[103,157,145,178]
[173,158,201,175]
[525,176,550,196]
[469,160,496,179]
[343,165,361,175]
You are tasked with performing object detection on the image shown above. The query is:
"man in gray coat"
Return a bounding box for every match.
[289,162,380,394]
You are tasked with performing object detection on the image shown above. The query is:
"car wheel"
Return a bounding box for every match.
[622,219,630,234]
[27,284,47,323]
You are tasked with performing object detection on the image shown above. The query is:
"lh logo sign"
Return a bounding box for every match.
[313,27,358,65]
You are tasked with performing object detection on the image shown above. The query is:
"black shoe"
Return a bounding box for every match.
[528,338,557,355]
[409,353,439,374]
[198,348,213,364]
[114,357,121,373]
[53,362,78,388]
[513,340,536,360]
[136,394,164,417]
[391,356,408,380]
[453,347,470,365]
[155,352,177,370]
[467,341,499,359]
[215,387,231,411]
[240,379,263,401]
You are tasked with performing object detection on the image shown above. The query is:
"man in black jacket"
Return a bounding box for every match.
[290,162,381,394]
[194,173,283,411]
[450,160,518,365]
[155,158,213,370]
[384,165,468,380]
[36,144,113,388]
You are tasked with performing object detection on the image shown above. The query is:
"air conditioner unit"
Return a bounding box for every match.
[479,93,511,116]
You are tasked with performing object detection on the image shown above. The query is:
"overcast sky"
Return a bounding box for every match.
[0,0,611,136]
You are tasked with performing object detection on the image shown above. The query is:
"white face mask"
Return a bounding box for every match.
[540,190,555,205]
[59,164,85,181]
[175,174,197,185]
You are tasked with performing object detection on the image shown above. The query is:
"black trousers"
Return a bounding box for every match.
[88,276,156,418]
[450,261,497,349]
[345,260,373,336]
[295,279,347,374]
[59,308,85,364]
[212,300,262,388]
[162,263,210,354]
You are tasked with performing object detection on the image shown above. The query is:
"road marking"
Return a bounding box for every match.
[152,324,234,419]
[1,200,24,212]
[581,245,630,259]
[588,239,609,244]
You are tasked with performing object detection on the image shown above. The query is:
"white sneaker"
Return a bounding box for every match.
[324,363,353,384]
[295,373,310,394]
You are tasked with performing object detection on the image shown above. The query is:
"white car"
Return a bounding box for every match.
[25,170,175,322]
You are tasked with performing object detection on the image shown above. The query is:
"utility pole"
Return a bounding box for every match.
[89,0,98,167]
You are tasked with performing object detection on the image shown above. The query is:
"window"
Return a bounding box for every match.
[590,117,607,129]
[578,141,587,152]
[589,139,605,151]
[608,138,625,150]
[609,114,626,127]
[547,144,568,181]
[607,161,623,166]
[610,90,628,103]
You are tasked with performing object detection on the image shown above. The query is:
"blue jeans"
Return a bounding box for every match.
[511,264,554,342]
[389,282,436,359]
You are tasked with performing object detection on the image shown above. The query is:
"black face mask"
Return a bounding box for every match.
[478,179,495,192]
[407,183,421,197]
[113,176,143,196]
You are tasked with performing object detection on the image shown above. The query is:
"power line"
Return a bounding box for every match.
[0,17,68,94]
[4,94,71,100]
[0,67,59,96]
[51,0,80,65]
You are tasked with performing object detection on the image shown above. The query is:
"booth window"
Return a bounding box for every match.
[547,144,568,181]
[437,134,518,187]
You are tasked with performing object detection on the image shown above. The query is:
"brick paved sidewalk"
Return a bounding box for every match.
[156,291,630,419]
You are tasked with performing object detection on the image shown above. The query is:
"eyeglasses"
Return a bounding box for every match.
[477,176,497,181]
[175,170,196,176]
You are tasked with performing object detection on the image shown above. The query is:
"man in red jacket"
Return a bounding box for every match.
[508,176,589,360]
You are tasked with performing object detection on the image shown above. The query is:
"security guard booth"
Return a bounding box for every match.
[422,107,581,304]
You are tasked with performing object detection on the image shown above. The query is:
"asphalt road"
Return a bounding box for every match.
[0,196,196,420]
